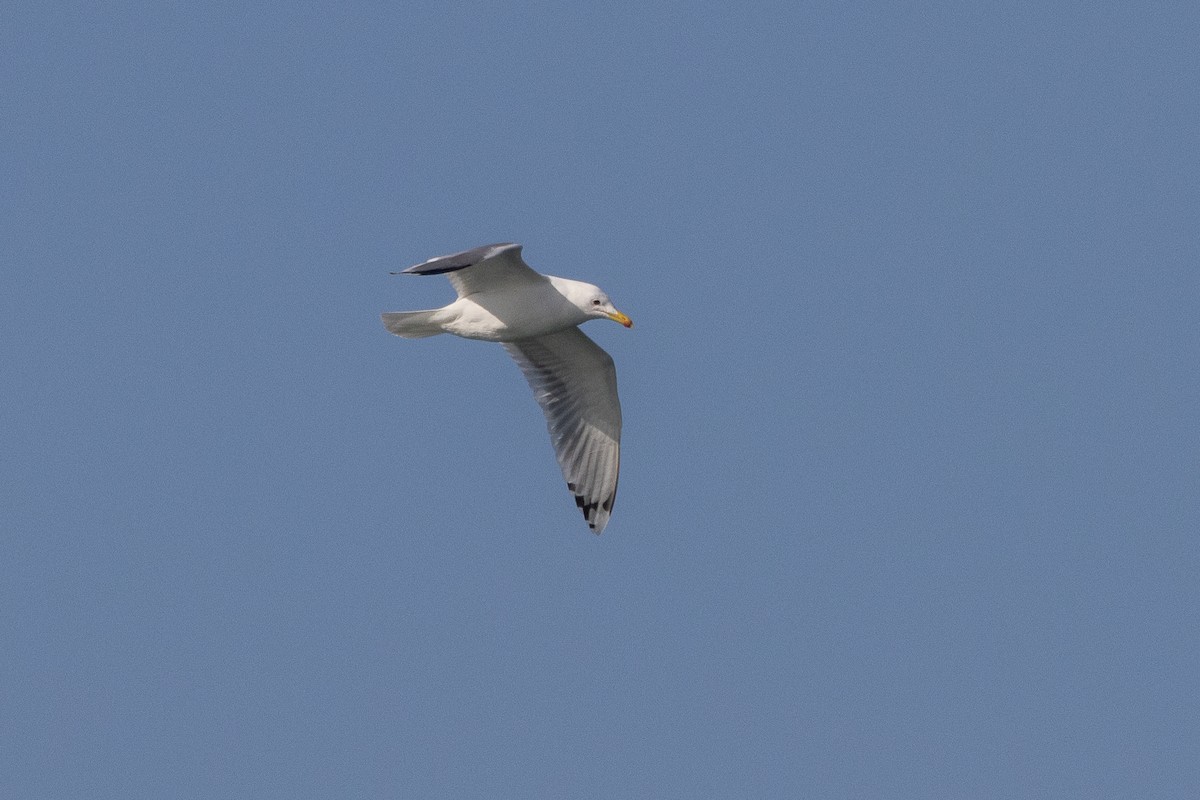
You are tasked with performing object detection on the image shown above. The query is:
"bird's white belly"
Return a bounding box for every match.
[441,292,581,342]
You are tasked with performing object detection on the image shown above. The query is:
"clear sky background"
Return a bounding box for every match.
[3,2,1198,797]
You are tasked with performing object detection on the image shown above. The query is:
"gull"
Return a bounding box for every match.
[381,243,633,533]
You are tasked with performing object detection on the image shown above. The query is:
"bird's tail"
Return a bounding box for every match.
[381,310,444,339]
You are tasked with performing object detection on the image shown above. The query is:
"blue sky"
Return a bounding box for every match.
[3,2,1198,797]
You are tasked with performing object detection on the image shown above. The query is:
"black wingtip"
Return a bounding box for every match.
[401,242,522,276]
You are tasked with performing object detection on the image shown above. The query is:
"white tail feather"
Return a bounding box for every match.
[381,310,444,339]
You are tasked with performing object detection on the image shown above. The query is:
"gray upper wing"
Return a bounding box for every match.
[503,327,622,534]
[400,242,546,299]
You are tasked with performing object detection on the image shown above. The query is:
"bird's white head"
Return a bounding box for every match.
[556,278,633,328]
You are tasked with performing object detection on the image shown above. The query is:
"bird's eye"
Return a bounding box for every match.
[592,299,601,306]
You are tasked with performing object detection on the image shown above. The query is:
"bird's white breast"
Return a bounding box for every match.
[441,282,586,342]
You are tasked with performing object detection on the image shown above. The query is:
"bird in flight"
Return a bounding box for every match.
[381,242,632,533]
